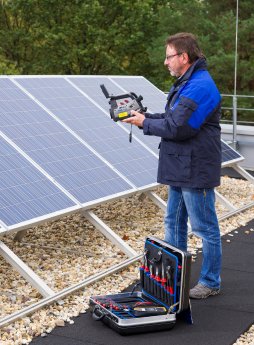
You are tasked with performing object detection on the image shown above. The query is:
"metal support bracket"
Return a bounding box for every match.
[234,164,254,183]
[215,190,237,211]
[0,240,55,298]
[82,210,137,258]
[145,191,167,212]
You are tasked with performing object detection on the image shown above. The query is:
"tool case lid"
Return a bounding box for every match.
[141,236,192,313]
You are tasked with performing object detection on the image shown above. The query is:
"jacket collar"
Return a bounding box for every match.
[166,58,207,108]
[174,57,207,87]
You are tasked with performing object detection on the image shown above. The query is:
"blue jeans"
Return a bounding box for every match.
[165,186,222,289]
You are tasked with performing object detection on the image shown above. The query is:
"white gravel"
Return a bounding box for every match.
[0,175,254,344]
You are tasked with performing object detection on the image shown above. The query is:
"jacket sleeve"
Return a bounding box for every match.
[144,112,166,120]
[143,82,221,141]
[143,96,199,140]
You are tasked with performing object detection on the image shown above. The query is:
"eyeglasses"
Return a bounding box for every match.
[165,53,183,61]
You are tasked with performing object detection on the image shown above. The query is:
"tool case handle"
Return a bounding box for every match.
[92,305,106,321]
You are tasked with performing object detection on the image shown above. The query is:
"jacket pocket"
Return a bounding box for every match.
[160,143,192,182]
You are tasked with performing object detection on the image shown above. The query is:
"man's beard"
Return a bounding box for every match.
[169,69,180,77]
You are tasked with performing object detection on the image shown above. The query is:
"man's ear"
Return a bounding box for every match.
[182,52,190,64]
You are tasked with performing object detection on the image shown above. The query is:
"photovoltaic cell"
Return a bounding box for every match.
[15,77,158,187]
[0,137,76,227]
[0,78,132,204]
[67,76,161,155]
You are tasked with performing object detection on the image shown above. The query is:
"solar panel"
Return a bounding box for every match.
[0,136,76,227]
[0,78,133,205]
[15,76,159,188]
[221,139,244,166]
[0,76,245,230]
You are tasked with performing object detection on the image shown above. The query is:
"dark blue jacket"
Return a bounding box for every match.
[143,58,221,188]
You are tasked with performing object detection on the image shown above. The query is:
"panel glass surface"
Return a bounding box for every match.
[16,77,158,187]
[0,78,132,203]
[0,137,76,226]
[68,76,161,155]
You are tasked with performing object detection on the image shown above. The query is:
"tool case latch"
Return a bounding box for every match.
[92,305,106,321]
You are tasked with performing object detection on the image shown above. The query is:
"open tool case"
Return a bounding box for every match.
[89,236,193,335]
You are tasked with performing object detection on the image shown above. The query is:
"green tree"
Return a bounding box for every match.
[0,0,254,122]
[0,0,165,75]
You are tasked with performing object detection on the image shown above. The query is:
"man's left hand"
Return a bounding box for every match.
[122,110,145,127]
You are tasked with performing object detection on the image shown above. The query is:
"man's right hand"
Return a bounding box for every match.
[122,110,145,128]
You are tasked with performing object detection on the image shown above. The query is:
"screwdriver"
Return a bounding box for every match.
[139,251,146,288]
[166,266,174,305]
[155,265,162,299]
[144,252,150,292]
[161,263,167,303]
[149,264,155,295]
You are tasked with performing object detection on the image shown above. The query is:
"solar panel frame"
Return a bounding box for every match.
[0,219,8,231]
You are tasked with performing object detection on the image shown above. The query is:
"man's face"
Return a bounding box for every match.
[164,45,187,78]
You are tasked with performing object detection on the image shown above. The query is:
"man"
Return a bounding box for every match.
[123,32,222,299]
